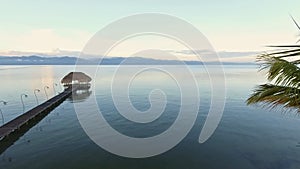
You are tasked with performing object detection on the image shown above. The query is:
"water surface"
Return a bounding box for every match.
[0,65,300,169]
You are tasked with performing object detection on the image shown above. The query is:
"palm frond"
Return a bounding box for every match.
[291,15,300,43]
[291,15,300,31]
[267,45,300,48]
[268,48,300,55]
[257,53,300,87]
[247,17,300,112]
[247,84,300,110]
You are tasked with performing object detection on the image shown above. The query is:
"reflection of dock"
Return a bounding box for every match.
[0,72,92,154]
[0,87,76,140]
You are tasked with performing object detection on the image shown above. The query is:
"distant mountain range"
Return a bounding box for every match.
[0,55,255,65]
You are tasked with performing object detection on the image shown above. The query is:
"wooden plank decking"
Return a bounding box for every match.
[0,87,76,140]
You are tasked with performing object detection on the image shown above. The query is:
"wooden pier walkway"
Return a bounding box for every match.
[0,87,76,140]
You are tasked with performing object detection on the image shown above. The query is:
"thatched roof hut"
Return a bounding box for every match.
[61,72,92,86]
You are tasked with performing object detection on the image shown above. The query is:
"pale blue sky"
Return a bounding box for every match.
[0,0,300,55]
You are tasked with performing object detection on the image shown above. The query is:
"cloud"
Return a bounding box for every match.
[0,49,81,57]
[168,50,259,63]
[0,28,260,63]
[0,49,259,63]
[0,29,92,53]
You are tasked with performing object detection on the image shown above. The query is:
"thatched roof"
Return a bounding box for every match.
[61,72,92,84]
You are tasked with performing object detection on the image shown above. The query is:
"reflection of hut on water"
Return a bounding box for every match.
[61,72,91,89]
[68,90,92,103]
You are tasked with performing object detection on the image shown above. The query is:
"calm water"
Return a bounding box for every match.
[0,65,300,169]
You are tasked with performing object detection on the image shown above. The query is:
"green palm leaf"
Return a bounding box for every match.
[247,17,300,111]
[257,54,300,87]
[247,84,300,109]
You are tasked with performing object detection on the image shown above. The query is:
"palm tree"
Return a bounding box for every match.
[247,17,300,111]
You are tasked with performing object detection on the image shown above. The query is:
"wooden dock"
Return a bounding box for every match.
[0,87,76,140]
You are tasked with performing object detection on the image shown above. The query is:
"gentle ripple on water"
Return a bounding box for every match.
[0,65,300,169]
